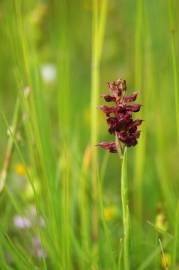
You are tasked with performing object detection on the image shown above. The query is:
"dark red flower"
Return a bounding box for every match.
[97,79,143,153]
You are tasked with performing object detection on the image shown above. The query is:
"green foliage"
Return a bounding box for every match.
[0,0,178,269]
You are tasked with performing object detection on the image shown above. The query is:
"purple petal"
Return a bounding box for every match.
[128,119,143,132]
[123,91,138,103]
[116,118,132,130]
[118,134,137,147]
[118,130,141,146]
[13,215,32,229]
[107,117,118,134]
[125,104,142,112]
[99,105,118,114]
[107,114,133,134]
[32,236,47,258]
[101,94,116,102]
[97,142,117,153]
[107,117,118,125]
[131,119,143,126]
[126,138,138,147]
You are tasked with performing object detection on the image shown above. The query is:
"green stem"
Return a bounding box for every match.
[0,97,20,192]
[91,0,99,244]
[172,202,179,269]
[121,148,130,270]
[91,0,108,244]
[167,0,179,144]
[134,0,145,221]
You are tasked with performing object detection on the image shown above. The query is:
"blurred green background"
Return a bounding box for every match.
[0,0,178,269]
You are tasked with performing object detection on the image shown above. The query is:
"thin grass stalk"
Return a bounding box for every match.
[159,238,169,270]
[117,239,123,269]
[97,171,116,269]
[57,0,70,135]
[55,1,72,265]
[1,111,48,270]
[167,0,179,144]
[121,148,130,270]
[171,202,179,269]
[91,0,99,248]
[134,0,145,221]
[145,0,175,226]
[79,146,91,269]
[1,235,34,269]
[134,0,143,88]
[14,1,62,266]
[0,97,20,192]
[137,238,172,270]
[90,0,108,258]
[60,148,71,270]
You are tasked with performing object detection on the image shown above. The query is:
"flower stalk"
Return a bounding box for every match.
[97,78,143,269]
[120,148,130,270]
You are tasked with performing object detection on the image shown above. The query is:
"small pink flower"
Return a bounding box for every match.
[13,215,31,229]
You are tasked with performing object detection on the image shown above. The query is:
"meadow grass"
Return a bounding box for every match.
[0,0,179,269]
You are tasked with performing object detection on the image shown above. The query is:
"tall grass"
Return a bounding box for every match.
[0,0,178,269]
[90,0,108,267]
[133,0,146,221]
